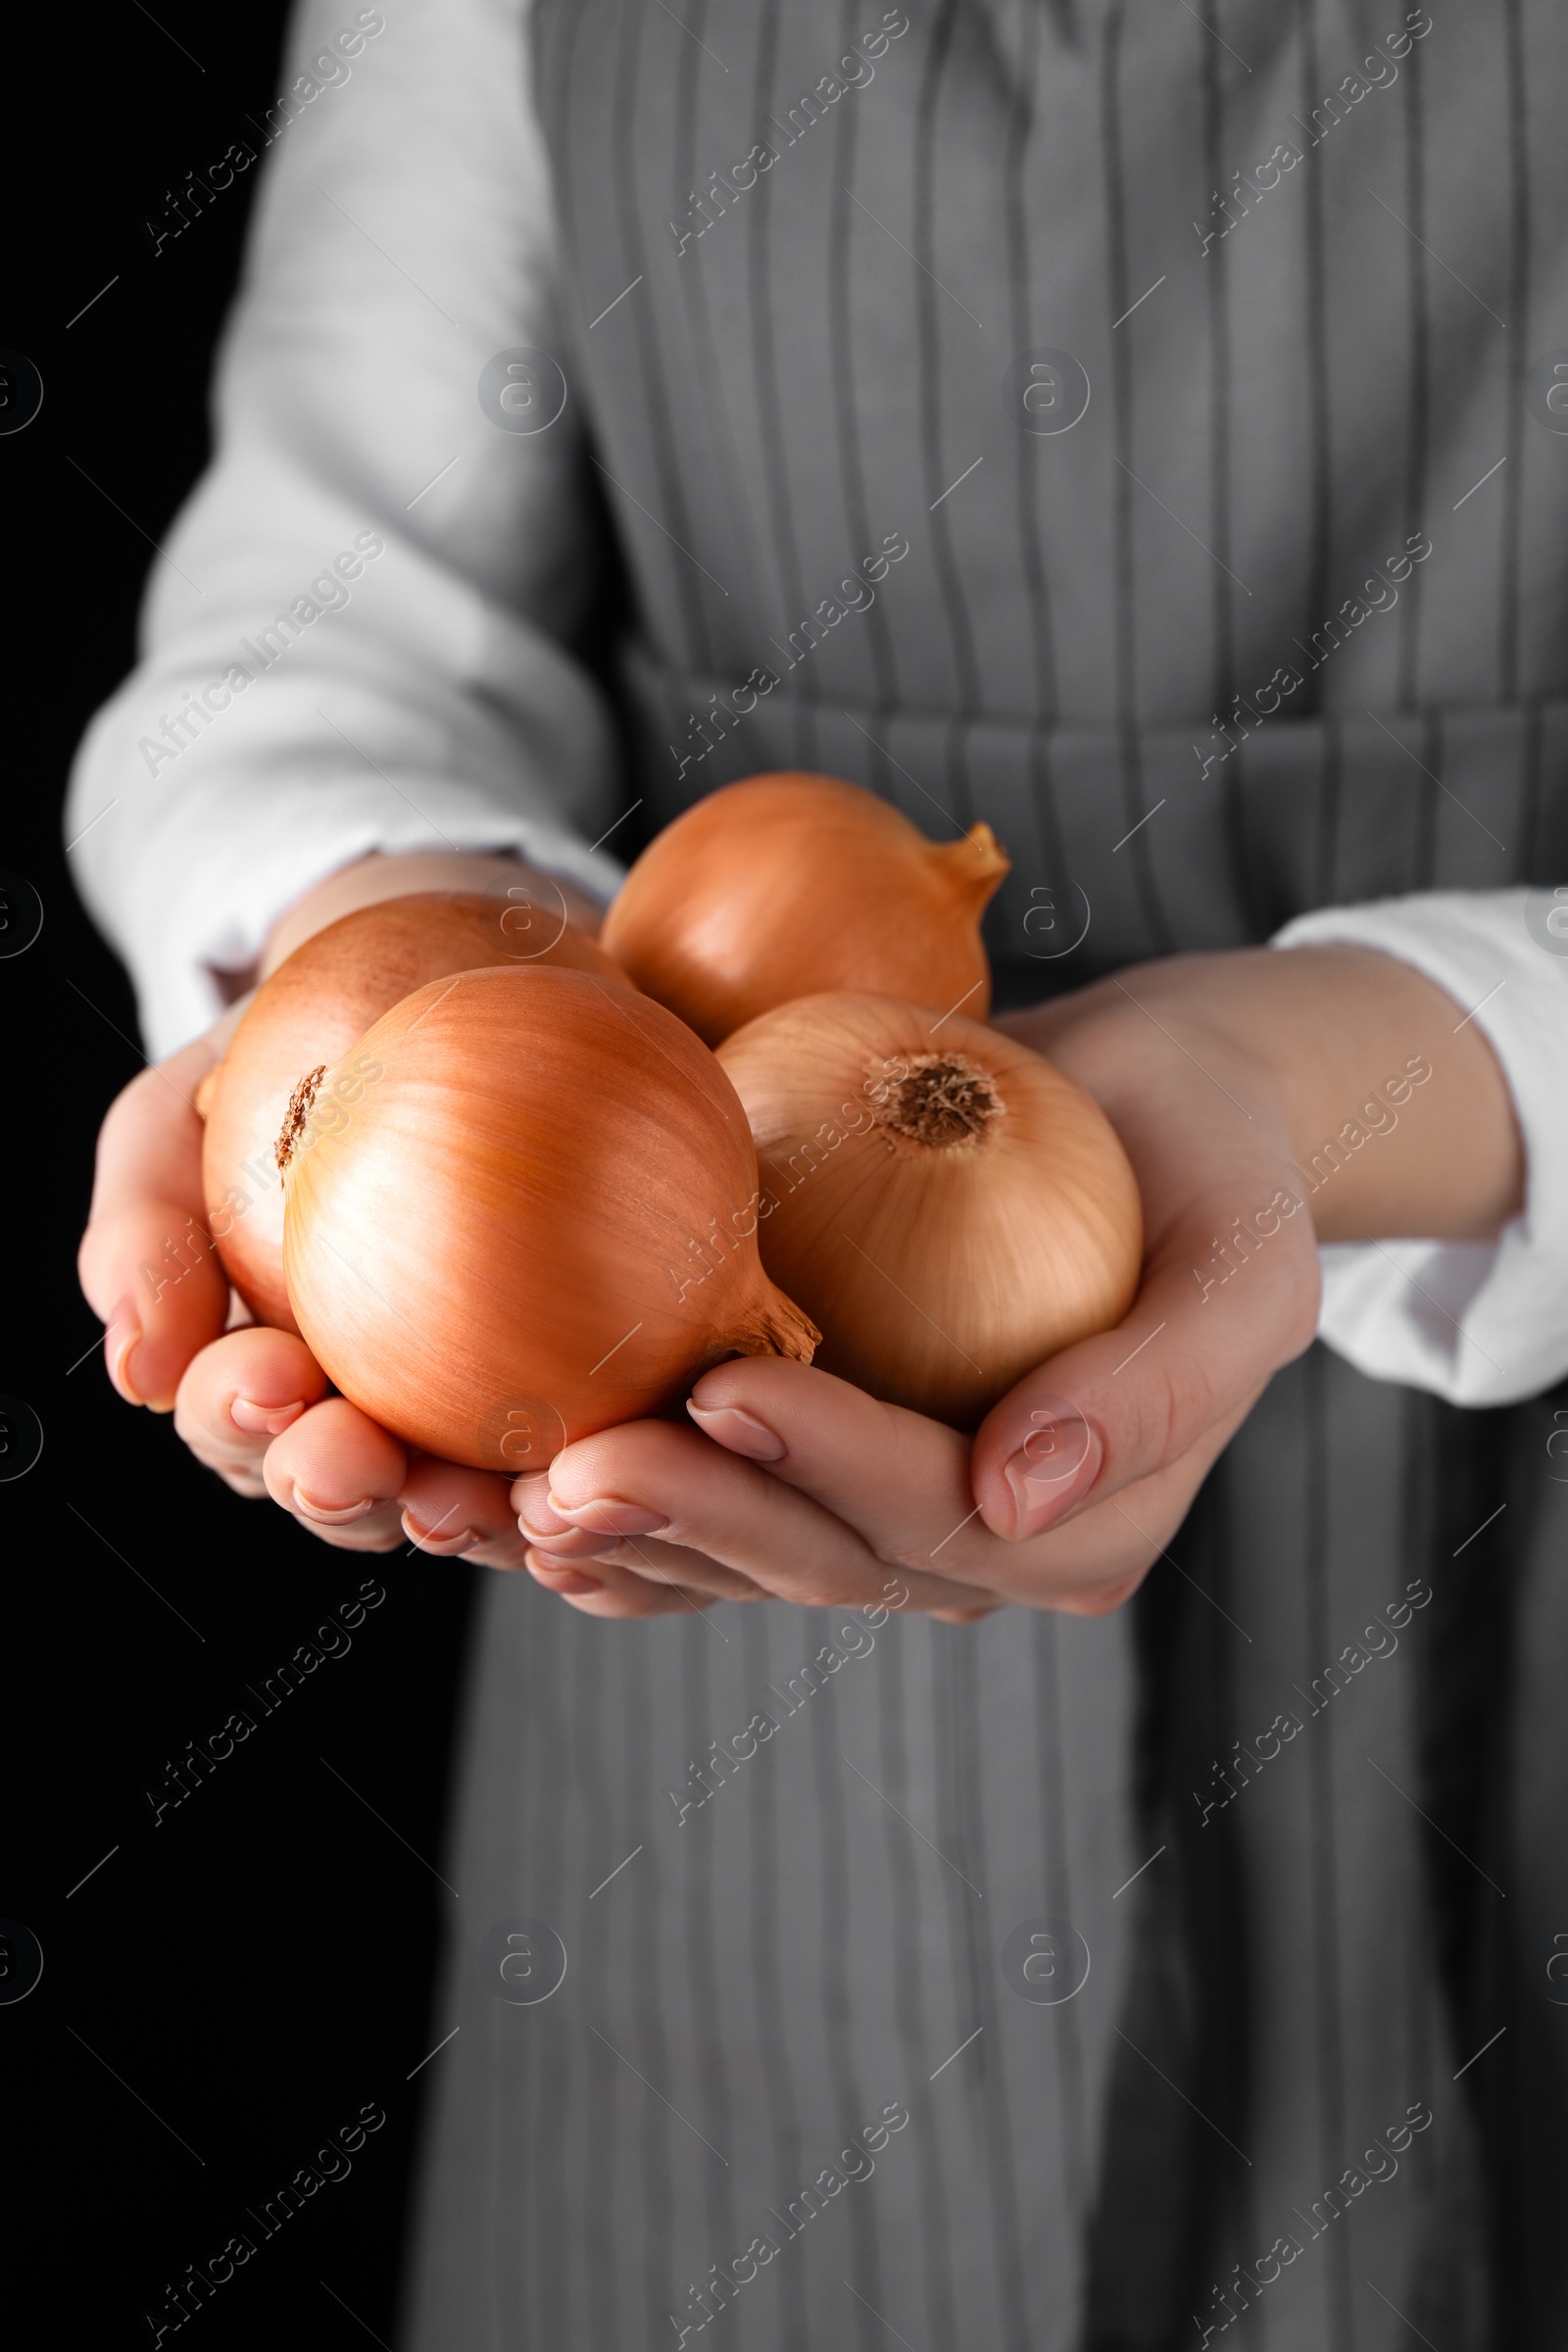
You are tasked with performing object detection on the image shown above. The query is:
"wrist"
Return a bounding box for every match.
[1017,946,1523,1246]
[1196,946,1522,1244]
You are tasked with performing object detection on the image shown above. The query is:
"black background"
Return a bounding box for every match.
[3,5,475,2341]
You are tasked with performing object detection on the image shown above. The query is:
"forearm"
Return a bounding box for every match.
[1009,946,1524,1247]
[260,851,607,978]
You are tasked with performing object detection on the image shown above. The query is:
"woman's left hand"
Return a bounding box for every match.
[516,955,1316,1623]
[518,944,1522,1624]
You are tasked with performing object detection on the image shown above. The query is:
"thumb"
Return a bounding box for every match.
[78,1019,238,1409]
[971,1177,1322,1541]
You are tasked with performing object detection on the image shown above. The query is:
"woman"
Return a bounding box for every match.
[72,1,1568,2342]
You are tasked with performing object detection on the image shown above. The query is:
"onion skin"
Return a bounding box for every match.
[716,993,1143,1429]
[281,966,819,1471]
[601,772,1010,1045]
[200,893,628,1331]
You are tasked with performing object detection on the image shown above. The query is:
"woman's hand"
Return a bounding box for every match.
[521,945,1523,1620]
[76,851,605,1573]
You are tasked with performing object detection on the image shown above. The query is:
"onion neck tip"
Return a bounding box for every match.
[744,1287,820,1364]
[948,821,1010,901]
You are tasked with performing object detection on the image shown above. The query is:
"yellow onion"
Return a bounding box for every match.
[716,993,1143,1427]
[601,772,1010,1045]
[280,965,819,1471]
[200,892,627,1330]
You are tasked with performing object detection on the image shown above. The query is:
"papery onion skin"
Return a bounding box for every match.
[601,772,1010,1045]
[281,965,819,1471]
[200,892,628,1331]
[716,992,1143,1429]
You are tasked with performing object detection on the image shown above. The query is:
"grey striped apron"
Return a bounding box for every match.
[402,6,1568,2345]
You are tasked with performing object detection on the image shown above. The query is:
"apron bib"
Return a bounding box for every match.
[404,6,1568,2343]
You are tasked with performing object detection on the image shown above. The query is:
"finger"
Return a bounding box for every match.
[566,1532,1003,1617]
[174,1327,329,1494]
[683,1355,1099,1602]
[546,1417,993,1614]
[525,1552,727,1619]
[400,1457,530,1569]
[264,1396,408,1549]
[552,1533,1005,1627]
[531,1527,768,1603]
[532,1557,1002,1624]
[685,1357,982,1576]
[972,1180,1321,1543]
[79,1019,239,1410]
[1013,1391,1260,1615]
[684,1357,1065,1606]
[523,1457,992,1611]
[979,1004,1320,1541]
[512,1469,610,1560]
[685,1352,1251,1613]
[513,1474,760,1588]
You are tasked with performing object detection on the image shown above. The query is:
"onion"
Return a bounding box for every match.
[200,892,627,1330]
[715,993,1143,1428]
[601,772,1010,1044]
[280,965,819,1471]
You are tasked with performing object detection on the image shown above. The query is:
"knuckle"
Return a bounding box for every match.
[794,1575,866,1609]
[1140,1358,1204,1466]
[1056,1569,1147,1617]
[219,1468,268,1499]
[598,1538,665,1573]
[294,1513,400,1551]
[1276,1250,1324,1358]
[882,1532,941,1575]
[470,1542,526,1570]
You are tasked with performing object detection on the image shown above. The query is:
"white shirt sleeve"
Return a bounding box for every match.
[1271,889,1568,1407]
[64,0,624,1060]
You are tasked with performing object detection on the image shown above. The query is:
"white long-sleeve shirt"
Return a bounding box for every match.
[65,0,1568,1410]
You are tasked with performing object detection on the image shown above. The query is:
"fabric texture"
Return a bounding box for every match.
[407,1354,1568,2351]
[1274,890,1568,1404]
[420,1,1566,2342]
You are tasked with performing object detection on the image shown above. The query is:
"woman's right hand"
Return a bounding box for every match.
[76,859,782,1609]
[75,1004,533,1561]
[74,853,597,1581]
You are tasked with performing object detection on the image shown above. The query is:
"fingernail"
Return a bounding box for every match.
[106,1295,146,1406]
[231,1396,306,1438]
[294,1489,378,1527]
[528,1557,604,1596]
[523,1526,611,1559]
[1001,1421,1103,1541]
[546,1494,668,1537]
[686,1399,786,1462]
[514,1487,570,1542]
[401,1511,480,1555]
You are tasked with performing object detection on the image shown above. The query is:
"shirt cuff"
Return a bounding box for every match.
[1271,889,1568,1407]
[177,789,626,1041]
